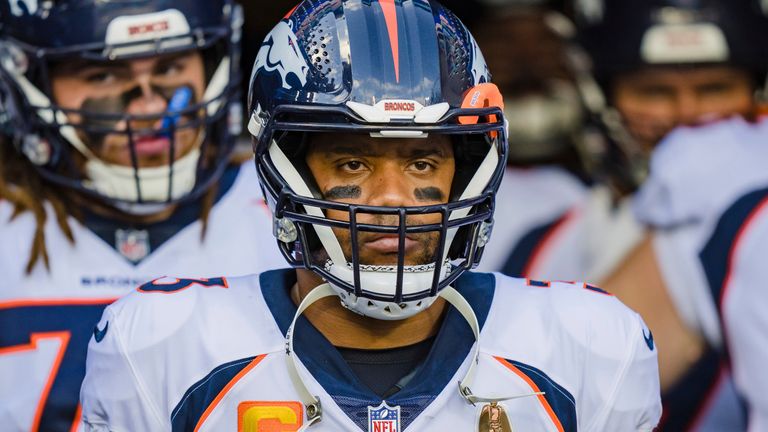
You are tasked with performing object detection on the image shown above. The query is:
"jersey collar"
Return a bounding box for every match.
[259,268,495,430]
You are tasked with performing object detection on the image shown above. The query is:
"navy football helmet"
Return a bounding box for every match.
[0,0,243,211]
[572,0,768,192]
[576,0,768,82]
[249,0,508,320]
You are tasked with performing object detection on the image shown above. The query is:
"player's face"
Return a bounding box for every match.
[612,65,754,151]
[50,50,206,168]
[305,133,455,267]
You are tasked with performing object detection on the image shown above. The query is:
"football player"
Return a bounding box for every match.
[79,1,661,431]
[628,116,768,432]
[469,0,593,280]
[0,1,283,430]
[576,0,768,430]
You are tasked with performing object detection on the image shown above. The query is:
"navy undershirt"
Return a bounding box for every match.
[81,164,240,265]
[338,336,436,399]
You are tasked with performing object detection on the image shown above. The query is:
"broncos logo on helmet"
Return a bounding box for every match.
[469,33,490,85]
[254,20,310,90]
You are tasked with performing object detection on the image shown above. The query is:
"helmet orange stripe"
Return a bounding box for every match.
[380,0,400,83]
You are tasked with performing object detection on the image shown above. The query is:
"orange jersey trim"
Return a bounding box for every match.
[494,356,565,432]
[0,298,117,310]
[193,354,268,432]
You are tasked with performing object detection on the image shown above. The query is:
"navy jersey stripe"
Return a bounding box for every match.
[500,358,577,432]
[501,211,570,277]
[699,187,768,330]
[170,355,263,432]
[658,348,722,431]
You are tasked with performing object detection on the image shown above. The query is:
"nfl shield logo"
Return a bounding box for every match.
[368,401,400,432]
[116,229,150,263]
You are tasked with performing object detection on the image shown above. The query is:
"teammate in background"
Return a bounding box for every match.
[470,0,593,280]
[80,1,661,430]
[625,117,768,432]
[574,0,768,430]
[0,1,283,430]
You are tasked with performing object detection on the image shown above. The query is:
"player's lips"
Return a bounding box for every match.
[133,135,171,157]
[363,235,418,253]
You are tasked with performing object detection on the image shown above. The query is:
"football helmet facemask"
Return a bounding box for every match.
[249,0,508,320]
[0,0,243,213]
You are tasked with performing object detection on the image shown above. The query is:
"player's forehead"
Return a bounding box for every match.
[49,49,201,76]
[615,64,752,87]
[307,132,454,159]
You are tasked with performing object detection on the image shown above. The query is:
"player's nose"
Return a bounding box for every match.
[367,163,418,208]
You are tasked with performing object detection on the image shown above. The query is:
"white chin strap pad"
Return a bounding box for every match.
[327,262,449,320]
[84,147,200,202]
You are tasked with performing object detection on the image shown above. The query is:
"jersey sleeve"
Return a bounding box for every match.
[79,306,166,431]
[724,215,768,432]
[586,312,662,432]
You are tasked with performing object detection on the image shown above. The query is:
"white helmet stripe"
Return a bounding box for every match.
[268,140,347,266]
[442,139,499,262]
[203,56,231,116]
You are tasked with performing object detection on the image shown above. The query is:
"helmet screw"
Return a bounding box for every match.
[477,221,494,248]
[274,217,298,243]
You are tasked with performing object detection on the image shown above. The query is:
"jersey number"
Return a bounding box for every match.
[0,300,114,431]
[138,277,229,293]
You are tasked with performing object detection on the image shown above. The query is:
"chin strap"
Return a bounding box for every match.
[439,287,543,405]
[285,283,337,428]
[284,284,543,429]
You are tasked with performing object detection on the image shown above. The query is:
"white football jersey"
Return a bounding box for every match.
[477,165,645,285]
[0,162,285,432]
[634,117,768,431]
[80,270,661,432]
[476,166,589,280]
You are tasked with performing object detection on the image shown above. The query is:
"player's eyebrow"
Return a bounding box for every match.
[398,147,447,159]
[324,145,447,159]
[51,52,191,76]
[324,146,384,157]
[51,58,131,76]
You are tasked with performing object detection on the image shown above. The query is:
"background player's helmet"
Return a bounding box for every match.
[576,0,768,84]
[250,0,507,320]
[0,0,242,211]
[572,0,768,192]
[472,0,587,166]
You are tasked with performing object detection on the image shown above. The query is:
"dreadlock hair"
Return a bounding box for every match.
[0,137,75,273]
[0,137,252,274]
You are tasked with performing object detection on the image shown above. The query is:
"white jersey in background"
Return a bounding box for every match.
[0,162,285,432]
[477,166,589,280]
[633,116,768,431]
[478,164,645,285]
[80,270,661,432]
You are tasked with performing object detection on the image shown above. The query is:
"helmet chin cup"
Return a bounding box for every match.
[335,290,439,321]
[84,147,201,203]
[325,261,451,320]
